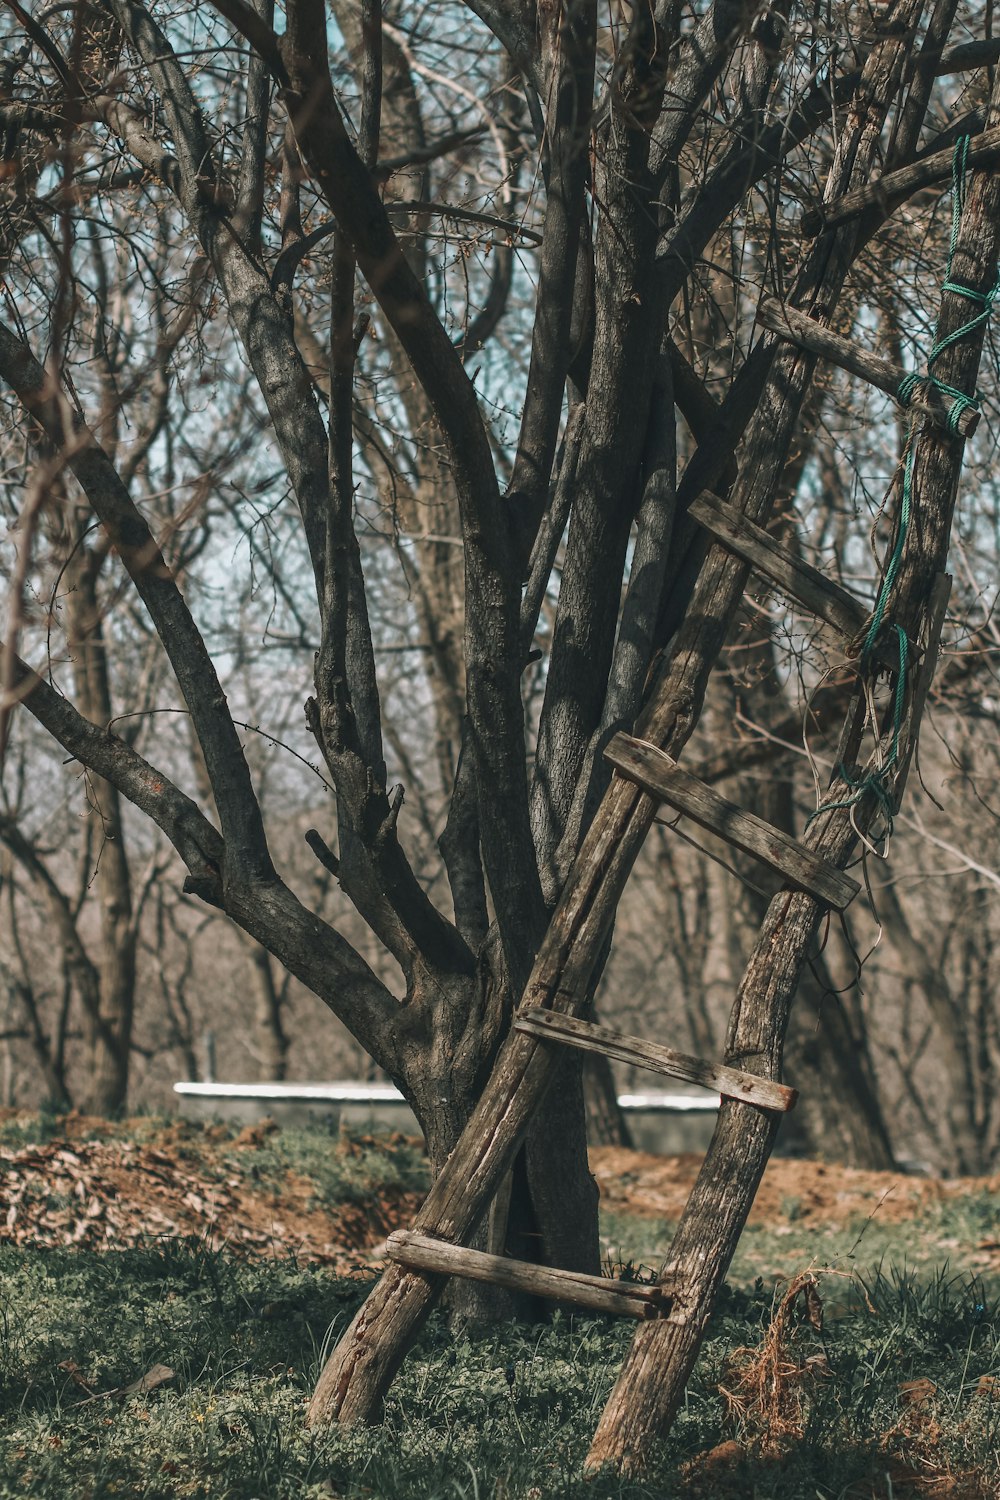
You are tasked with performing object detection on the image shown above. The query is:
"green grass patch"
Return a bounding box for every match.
[3,1124,998,1496]
[2,1238,998,1498]
[601,1187,1000,1297]
[221,1125,430,1210]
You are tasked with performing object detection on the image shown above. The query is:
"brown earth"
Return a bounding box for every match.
[0,1112,422,1275]
[590,1147,1000,1279]
[2,1114,997,1274]
[589,1147,999,1226]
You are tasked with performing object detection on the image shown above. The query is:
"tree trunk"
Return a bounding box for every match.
[875,880,983,1172]
[782,957,896,1168]
[249,944,290,1082]
[583,1050,634,1149]
[65,531,135,1116]
[735,740,895,1169]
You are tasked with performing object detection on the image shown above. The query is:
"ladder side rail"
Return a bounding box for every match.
[587,112,1000,1475]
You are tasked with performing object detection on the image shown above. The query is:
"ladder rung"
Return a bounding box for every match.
[385,1230,673,1319]
[514,1010,797,1113]
[605,732,861,911]
[689,492,898,669]
[800,125,1000,240]
[756,299,979,437]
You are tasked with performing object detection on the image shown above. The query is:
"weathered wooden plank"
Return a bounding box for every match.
[385,1230,673,1319]
[756,299,980,437]
[689,492,902,669]
[690,491,876,644]
[801,125,1000,239]
[514,1010,797,1112]
[605,732,861,911]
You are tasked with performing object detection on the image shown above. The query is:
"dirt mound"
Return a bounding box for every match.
[590,1147,999,1227]
[3,1112,996,1275]
[1,1118,421,1274]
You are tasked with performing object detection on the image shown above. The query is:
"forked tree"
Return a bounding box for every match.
[2,0,1000,1472]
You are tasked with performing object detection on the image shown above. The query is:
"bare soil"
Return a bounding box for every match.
[0,1112,421,1274]
[2,1115,997,1274]
[589,1147,998,1226]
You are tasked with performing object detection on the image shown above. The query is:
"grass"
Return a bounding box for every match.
[222,1124,430,1209]
[602,1187,1000,1293]
[1,1122,999,1498]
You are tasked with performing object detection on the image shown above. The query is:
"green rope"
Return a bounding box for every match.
[870,139,988,670]
[811,137,994,834]
[895,134,999,441]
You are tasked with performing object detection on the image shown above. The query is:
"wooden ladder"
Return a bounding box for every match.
[308,168,997,1466]
[376,468,919,1305]
[308,474,946,1402]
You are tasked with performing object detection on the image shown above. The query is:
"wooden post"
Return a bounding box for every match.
[585,98,1000,1479]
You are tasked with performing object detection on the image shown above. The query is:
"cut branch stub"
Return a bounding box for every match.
[605,732,860,911]
[513,1009,797,1112]
[756,299,980,437]
[384,1230,674,1319]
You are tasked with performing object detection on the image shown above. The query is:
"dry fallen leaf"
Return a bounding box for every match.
[57,1359,96,1394]
[898,1377,937,1408]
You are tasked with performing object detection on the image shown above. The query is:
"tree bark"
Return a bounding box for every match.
[583,1051,634,1150]
[586,69,1000,1472]
[63,530,136,1116]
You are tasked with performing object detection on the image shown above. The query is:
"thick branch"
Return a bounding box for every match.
[5,651,224,884]
[803,123,1000,237]
[505,0,595,562]
[0,321,272,883]
[275,0,545,976]
[106,2,471,970]
[7,650,406,1069]
[234,0,274,247]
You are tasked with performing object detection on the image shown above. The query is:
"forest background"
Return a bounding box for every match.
[1,0,999,1191]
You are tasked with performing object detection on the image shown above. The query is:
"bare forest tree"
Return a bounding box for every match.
[4,0,1000,1457]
